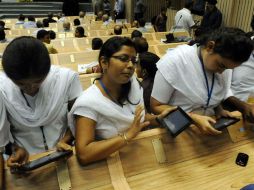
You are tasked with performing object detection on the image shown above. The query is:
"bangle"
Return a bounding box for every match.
[119,133,130,144]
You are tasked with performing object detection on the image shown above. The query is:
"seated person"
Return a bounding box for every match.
[113,25,123,35]
[136,52,160,113]
[37,29,58,54]
[0,36,82,170]
[73,18,81,26]
[74,26,86,38]
[42,18,49,27]
[131,30,142,39]
[0,21,10,30]
[49,30,56,40]
[63,21,71,32]
[138,18,148,33]
[0,29,10,43]
[150,27,253,135]
[57,12,66,23]
[79,11,86,23]
[15,14,25,25]
[131,20,139,28]
[46,13,57,23]
[96,11,104,21]
[132,37,149,53]
[92,37,103,50]
[69,36,174,165]
[0,96,9,190]
[23,16,37,29]
[102,14,110,26]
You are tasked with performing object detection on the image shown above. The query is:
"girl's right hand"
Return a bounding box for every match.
[125,105,150,140]
[7,145,29,172]
[191,113,222,135]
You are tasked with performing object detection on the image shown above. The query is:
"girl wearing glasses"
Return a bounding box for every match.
[0,37,82,171]
[151,27,253,135]
[69,36,174,165]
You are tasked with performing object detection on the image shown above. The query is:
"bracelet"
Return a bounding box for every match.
[119,133,130,144]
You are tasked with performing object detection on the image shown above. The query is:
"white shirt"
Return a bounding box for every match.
[0,66,83,154]
[23,21,37,29]
[231,53,254,101]
[69,77,144,139]
[175,8,195,34]
[151,45,232,115]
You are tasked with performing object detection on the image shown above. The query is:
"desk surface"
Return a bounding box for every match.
[5,126,254,190]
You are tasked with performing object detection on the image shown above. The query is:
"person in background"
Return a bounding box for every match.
[134,0,146,20]
[63,21,71,32]
[137,18,148,33]
[174,0,195,34]
[74,26,87,38]
[103,0,111,16]
[136,52,159,113]
[0,29,9,43]
[42,18,49,28]
[154,7,167,32]
[96,11,104,21]
[113,25,122,35]
[92,37,103,50]
[46,13,57,23]
[69,36,174,165]
[57,13,66,23]
[131,20,139,28]
[79,11,86,23]
[200,0,222,31]
[0,21,10,30]
[191,0,206,16]
[114,0,125,20]
[15,14,25,25]
[94,0,103,16]
[102,14,110,26]
[73,18,81,26]
[131,30,142,39]
[23,16,37,29]
[132,37,149,53]
[37,30,58,54]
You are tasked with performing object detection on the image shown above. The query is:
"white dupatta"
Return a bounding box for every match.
[0,66,77,128]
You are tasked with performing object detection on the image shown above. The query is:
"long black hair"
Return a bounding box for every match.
[197,27,253,63]
[98,36,140,106]
[2,36,50,80]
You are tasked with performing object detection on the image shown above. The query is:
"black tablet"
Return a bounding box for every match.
[157,107,193,137]
[213,117,240,130]
[17,150,73,172]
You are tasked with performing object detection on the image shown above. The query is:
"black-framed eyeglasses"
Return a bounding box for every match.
[111,54,139,65]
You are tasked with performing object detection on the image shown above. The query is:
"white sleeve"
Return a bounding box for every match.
[73,107,98,122]
[0,98,10,151]
[187,15,195,28]
[68,73,83,101]
[151,71,175,104]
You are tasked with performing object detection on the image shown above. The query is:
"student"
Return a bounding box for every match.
[92,37,103,50]
[63,21,71,32]
[131,30,142,39]
[15,14,25,25]
[137,18,148,33]
[113,25,122,35]
[0,36,83,169]
[74,26,86,38]
[132,37,149,53]
[69,36,174,165]
[150,27,253,135]
[0,29,8,43]
[136,52,159,113]
[23,16,37,29]
[73,18,81,26]
[37,29,58,54]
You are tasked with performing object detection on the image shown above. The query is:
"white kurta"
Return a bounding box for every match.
[151,44,232,115]
[69,77,144,139]
[231,53,254,101]
[0,66,83,154]
[0,96,10,152]
[175,8,195,34]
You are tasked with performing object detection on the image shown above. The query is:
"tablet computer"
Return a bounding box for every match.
[157,107,193,137]
[17,150,73,172]
[213,117,240,130]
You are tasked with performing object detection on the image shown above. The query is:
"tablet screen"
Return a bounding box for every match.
[161,108,192,136]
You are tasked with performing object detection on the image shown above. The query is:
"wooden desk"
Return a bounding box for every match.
[5,126,254,190]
